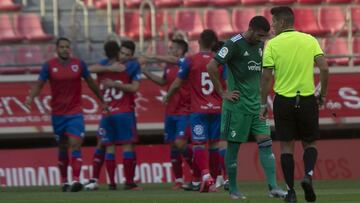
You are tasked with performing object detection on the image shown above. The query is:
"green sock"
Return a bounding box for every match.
[258,139,277,189]
[225,141,240,193]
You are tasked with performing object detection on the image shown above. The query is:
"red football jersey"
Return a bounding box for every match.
[38,57,90,115]
[177,52,225,114]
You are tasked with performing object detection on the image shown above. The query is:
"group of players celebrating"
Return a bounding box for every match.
[26,15,288,200]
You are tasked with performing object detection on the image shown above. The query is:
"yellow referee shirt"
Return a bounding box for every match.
[262,30,324,97]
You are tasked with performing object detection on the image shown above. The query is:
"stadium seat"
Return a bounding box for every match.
[14,13,53,42]
[0,14,23,43]
[154,0,183,8]
[351,7,360,32]
[183,0,210,7]
[0,0,21,11]
[147,11,174,39]
[269,0,296,5]
[324,38,349,66]
[353,37,360,65]
[146,41,168,55]
[324,0,351,3]
[319,7,347,35]
[15,45,44,65]
[205,9,236,39]
[232,9,257,33]
[0,46,15,65]
[43,44,56,60]
[95,0,119,9]
[211,0,240,6]
[125,0,142,8]
[241,0,269,5]
[259,9,272,24]
[115,12,151,40]
[188,41,200,55]
[175,10,204,40]
[297,0,322,4]
[293,8,329,36]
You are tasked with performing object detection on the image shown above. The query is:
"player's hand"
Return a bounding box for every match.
[25,96,33,110]
[259,105,268,121]
[222,90,240,102]
[102,79,116,88]
[316,94,326,107]
[162,94,169,105]
[101,102,110,114]
[108,63,125,72]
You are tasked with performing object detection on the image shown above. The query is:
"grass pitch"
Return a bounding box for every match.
[0,180,359,203]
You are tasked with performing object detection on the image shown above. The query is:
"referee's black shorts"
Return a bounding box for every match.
[273,93,319,142]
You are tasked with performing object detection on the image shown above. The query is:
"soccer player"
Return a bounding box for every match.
[260,7,329,203]
[141,39,196,189]
[85,40,142,191]
[25,37,105,192]
[207,16,287,200]
[164,29,224,193]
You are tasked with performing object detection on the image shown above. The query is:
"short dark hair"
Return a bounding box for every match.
[211,41,224,53]
[56,37,71,47]
[270,6,294,26]
[121,40,136,55]
[171,39,188,55]
[104,40,120,59]
[199,29,218,49]
[249,16,270,32]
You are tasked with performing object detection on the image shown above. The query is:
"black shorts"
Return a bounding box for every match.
[273,93,319,142]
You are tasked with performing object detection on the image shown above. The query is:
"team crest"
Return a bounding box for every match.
[193,125,204,136]
[218,47,228,58]
[71,64,79,72]
[259,48,263,57]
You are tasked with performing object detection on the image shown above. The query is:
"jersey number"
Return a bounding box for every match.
[100,80,124,102]
[201,72,214,95]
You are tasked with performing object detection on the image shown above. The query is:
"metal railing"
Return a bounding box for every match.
[71,0,90,42]
[139,0,156,54]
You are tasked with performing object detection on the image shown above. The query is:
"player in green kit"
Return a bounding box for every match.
[207,16,286,200]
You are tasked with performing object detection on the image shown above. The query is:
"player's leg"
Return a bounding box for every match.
[298,95,319,202]
[208,114,222,187]
[117,112,142,190]
[105,144,117,190]
[66,114,86,192]
[165,116,184,189]
[189,113,215,193]
[84,139,105,191]
[252,114,286,198]
[216,140,227,189]
[273,94,297,202]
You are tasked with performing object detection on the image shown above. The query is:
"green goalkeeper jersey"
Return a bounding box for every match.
[214,34,264,114]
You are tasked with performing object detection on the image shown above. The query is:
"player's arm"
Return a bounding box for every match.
[102,79,140,93]
[207,59,239,102]
[25,63,48,109]
[163,77,183,104]
[88,62,125,73]
[84,76,104,101]
[314,39,329,106]
[142,54,179,64]
[260,41,275,120]
[142,67,167,86]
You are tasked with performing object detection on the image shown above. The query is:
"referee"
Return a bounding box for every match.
[260,6,329,203]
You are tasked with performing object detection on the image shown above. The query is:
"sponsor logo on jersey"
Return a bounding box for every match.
[71,64,79,72]
[218,47,228,58]
[52,67,58,73]
[243,51,250,56]
[230,34,242,42]
[248,61,261,71]
[193,124,204,136]
[231,130,236,138]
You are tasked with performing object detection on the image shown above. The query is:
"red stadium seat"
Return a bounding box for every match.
[259,9,272,25]
[211,0,240,6]
[0,0,21,11]
[125,0,142,8]
[297,0,322,4]
[353,37,360,65]
[351,7,360,32]
[95,0,119,9]
[14,13,53,42]
[0,14,23,43]
[175,10,204,40]
[154,0,183,8]
[269,0,296,4]
[146,11,174,39]
[0,46,15,65]
[146,41,168,55]
[324,0,351,3]
[205,9,236,39]
[232,9,257,33]
[15,45,44,65]
[183,0,210,7]
[241,0,268,5]
[115,12,151,40]
[293,8,329,36]
[43,44,56,60]
[324,38,349,66]
[319,7,347,35]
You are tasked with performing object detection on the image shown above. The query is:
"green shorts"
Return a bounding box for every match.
[221,109,270,143]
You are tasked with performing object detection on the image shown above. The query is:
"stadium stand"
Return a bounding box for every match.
[204,9,236,39]
[94,0,120,9]
[232,9,258,33]
[174,10,204,40]
[297,0,323,4]
[293,8,329,36]
[325,0,351,3]
[154,0,183,8]
[269,0,296,5]
[183,0,211,7]
[0,46,15,65]
[15,45,44,65]
[323,37,350,66]
[353,37,360,65]
[147,11,174,39]
[0,0,22,11]
[125,0,142,8]
[0,14,23,43]
[319,7,347,35]
[351,7,360,32]
[241,0,269,5]
[211,0,240,6]
[14,13,54,42]
[115,11,152,40]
